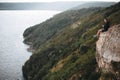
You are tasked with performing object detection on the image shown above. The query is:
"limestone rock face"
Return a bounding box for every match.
[96,24,120,76]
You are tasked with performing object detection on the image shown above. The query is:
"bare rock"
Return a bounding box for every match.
[96,24,120,79]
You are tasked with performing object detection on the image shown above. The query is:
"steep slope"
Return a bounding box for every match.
[22,2,120,80]
[96,24,120,80]
[23,7,101,50]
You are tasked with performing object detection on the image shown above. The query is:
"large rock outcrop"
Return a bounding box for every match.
[96,24,120,79]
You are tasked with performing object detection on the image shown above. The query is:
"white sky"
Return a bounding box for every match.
[0,0,119,2]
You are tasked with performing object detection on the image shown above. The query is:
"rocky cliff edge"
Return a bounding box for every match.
[96,24,120,79]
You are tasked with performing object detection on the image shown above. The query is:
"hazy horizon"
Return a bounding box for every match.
[0,0,119,2]
[0,1,116,10]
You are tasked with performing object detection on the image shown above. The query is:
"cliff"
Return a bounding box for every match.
[96,24,120,80]
[23,7,101,50]
[22,2,120,80]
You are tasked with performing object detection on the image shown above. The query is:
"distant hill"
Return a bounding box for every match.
[0,1,115,11]
[0,2,84,11]
[72,2,116,10]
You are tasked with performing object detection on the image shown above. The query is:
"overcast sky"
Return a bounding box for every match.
[0,0,119,2]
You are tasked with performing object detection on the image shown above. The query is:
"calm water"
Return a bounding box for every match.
[0,10,60,80]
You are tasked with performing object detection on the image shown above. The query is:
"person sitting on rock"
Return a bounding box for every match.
[94,18,110,37]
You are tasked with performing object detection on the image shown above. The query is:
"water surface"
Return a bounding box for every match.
[0,10,60,80]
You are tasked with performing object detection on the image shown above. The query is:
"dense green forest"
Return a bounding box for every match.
[22,2,120,80]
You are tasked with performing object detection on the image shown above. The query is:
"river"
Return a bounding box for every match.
[0,10,60,80]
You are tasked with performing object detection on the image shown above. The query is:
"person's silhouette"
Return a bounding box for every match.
[94,18,110,37]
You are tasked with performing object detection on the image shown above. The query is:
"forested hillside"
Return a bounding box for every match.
[22,2,120,80]
[23,7,101,50]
